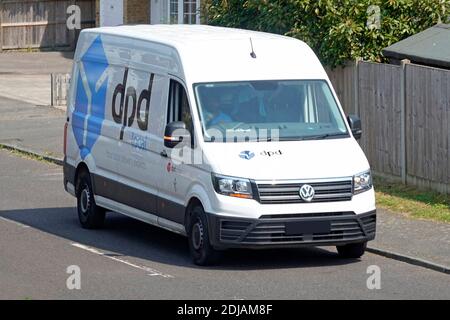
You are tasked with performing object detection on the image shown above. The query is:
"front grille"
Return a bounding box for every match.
[244,217,363,243]
[260,212,347,219]
[360,213,376,235]
[220,220,252,242]
[219,211,376,245]
[256,179,353,204]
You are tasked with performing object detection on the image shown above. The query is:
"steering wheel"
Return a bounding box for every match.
[206,119,228,130]
[229,122,247,130]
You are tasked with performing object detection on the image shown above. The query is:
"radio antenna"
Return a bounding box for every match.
[249,38,257,58]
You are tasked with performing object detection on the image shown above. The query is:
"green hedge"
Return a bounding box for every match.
[203,0,450,67]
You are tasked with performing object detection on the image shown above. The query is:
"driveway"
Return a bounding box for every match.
[0,51,73,106]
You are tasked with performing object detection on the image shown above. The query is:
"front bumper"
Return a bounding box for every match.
[207,210,376,249]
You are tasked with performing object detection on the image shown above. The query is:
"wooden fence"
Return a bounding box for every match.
[0,0,95,51]
[326,61,358,115]
[327,60,450,193]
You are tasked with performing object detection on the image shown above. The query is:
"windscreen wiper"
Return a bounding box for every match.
[300,132,350,140]
[241,137,273,142]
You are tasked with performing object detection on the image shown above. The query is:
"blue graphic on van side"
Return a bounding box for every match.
[73,36,109,159]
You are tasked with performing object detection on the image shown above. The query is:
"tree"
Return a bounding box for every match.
[203,0,450,67]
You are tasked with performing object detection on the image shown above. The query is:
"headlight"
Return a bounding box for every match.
[353,170,372,194]
[212,173,254,199]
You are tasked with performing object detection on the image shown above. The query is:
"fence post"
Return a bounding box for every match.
[51,73,54,107]
[354,58,361,115]
[400,59,410,184]
[0,1,3,53]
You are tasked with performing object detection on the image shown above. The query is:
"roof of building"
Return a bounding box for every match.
[382,24,450,69]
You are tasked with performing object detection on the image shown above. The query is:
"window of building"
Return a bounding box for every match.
[182,0,198,24]
[168,0,200,24]
[169,0,179,24]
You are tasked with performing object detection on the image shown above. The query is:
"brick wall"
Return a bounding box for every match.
[95,0,100,26]
[124,0,150,24]
[95,0,150,27]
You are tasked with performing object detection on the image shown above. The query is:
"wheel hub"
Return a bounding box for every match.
[80,187,90,214]
[192,220,204,250]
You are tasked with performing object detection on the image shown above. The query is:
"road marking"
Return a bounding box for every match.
[0,216,30,228]
[70,243,174,278]
[40,172,62,176]
[38,172,63,181]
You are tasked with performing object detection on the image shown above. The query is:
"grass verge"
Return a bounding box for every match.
[374,177,450,223]
[0,144,60,165]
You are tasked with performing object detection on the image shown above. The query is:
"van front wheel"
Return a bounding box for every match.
[336,242,367,259]
[76,170,105,229]
[188,206,220,266]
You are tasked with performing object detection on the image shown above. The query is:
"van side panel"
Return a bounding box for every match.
[65,31,182,219]
[93,63,170,214]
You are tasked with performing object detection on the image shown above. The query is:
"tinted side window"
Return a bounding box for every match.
[167,79,194,145]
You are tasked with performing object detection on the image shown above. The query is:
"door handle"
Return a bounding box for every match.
[160,150,168,158]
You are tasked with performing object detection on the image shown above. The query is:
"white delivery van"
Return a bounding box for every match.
[63,25,376,265]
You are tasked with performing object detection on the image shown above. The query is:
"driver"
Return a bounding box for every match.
[206,88,233,126]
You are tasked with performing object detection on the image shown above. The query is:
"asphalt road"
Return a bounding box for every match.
[0,149,449,300]
[0,97,65,158]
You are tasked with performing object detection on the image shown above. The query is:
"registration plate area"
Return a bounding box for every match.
[284,221,331,236]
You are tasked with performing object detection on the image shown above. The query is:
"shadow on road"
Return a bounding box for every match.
[57,51,75,61]
[0,207,361,270]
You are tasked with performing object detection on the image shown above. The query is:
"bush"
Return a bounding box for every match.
[203,0,450,67]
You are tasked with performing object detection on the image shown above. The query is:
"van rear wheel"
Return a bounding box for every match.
[336,242,367,259]
[188,205,220,266]
[76,170,105,229]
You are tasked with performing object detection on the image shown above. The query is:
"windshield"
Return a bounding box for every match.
[194,80,349,142]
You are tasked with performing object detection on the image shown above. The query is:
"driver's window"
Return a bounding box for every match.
[167,79,194,145]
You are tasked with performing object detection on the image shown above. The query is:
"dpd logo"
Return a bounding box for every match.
[112,68,154,140]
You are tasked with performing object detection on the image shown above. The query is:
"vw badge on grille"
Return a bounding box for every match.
[299,184,315,202]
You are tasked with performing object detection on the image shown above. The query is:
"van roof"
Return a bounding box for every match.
[88,24,293,45]
[81,25,328,83]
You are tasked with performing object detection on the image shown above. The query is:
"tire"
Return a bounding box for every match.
[76,170,105,229]
[187,205,220,266]
[336,242,367,259]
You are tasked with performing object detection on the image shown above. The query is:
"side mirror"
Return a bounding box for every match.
[164,121,190,148]
[347,114,362,140]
